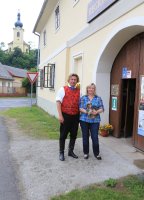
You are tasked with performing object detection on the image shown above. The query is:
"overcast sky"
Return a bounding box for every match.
[0,0,44,49]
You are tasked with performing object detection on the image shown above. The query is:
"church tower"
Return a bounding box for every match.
[8,12,30,53]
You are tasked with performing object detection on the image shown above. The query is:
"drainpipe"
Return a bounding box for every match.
[34,32,40,106]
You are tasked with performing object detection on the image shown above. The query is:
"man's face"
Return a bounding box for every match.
[68,76,78,87]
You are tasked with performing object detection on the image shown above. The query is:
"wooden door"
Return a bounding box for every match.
[110,33,144,151]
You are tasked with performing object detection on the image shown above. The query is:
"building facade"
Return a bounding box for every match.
[8,12,30,53]
[33,0,144,151]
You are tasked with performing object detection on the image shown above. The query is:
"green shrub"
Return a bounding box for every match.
[104,178,117,188]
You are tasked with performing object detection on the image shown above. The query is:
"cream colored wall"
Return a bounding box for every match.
[38,48,68,102]
[40,0,89,62]
[13,77,23,87]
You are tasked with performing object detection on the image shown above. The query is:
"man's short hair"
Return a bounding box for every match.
[67,73,79,83]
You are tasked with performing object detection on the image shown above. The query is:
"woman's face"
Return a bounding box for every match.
[87,85,95,95]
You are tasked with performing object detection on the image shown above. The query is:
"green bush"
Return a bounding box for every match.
[104,178,117,188]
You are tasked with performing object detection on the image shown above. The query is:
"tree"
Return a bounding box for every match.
[0,46,38,70]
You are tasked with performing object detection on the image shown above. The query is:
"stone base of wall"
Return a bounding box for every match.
[37,96,58,117]
[0,93,27,97]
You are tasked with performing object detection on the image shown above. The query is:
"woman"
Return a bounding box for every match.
[79,83,104,159]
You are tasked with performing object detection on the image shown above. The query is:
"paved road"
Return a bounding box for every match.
[0,116,20,200]
[0,97,36,199]
[0,97,36,110]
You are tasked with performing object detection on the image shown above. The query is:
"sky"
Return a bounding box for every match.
[0,0,44,49]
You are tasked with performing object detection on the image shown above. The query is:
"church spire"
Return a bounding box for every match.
[14,10,23,28]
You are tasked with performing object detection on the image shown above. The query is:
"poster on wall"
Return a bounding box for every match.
[138,76,144,136]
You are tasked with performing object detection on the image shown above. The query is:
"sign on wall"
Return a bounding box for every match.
[138,76,144,136]
[122,67,132,79]
[87,0,118,23]
[111,96,117,111]
[111,84,119,96]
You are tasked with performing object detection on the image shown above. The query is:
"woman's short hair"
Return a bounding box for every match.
[67,73,79,83]
[86,83,96,95]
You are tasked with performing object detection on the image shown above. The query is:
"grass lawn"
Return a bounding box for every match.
[51,175,144,200]
[0,106,81,140]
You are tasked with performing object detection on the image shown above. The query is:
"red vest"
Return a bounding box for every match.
[61,86,80,115]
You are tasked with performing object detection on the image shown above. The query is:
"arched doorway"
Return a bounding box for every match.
[95,17,144,125]
[110,32,144,151]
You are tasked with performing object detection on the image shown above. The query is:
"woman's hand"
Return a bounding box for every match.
[80,108,87,114]
[91,110,97,115]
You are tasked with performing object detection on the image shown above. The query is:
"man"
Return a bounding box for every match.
[56,74,80,161]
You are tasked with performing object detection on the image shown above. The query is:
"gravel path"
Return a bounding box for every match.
[5,117,144,200]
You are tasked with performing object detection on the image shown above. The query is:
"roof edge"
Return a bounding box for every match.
[33,0,48,34]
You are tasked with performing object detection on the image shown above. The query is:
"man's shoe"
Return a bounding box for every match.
[59,152,65,161]
[68,151,78,159]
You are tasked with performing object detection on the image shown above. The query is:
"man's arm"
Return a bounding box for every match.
[56,87,65,123]
[56,101,64,123]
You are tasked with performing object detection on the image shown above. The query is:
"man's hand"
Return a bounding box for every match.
[59,115,64,123]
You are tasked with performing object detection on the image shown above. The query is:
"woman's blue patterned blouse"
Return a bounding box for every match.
[79,95,104,123]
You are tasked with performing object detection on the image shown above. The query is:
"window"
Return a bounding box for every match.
[44,64,55,88]
[2,81,6,87]
[37,64,55,89]
[40,69,44,88]
[8,82,11,87]
[43,30,46,46]
[55,5,60,30]
[17,32,20,37]
[37,69,44,88]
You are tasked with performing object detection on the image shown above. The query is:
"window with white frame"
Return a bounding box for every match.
[44,64,55,88]
[55,5,60,30]
[37,69,44,88]
[43,30,46,46]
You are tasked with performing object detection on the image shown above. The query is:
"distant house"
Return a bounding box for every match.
[0,63,27,96]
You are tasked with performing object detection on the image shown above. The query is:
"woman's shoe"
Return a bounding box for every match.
[95,154,102,160]
[84,154,89,159]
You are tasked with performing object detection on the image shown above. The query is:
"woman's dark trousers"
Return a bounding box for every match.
[80,121,100,157]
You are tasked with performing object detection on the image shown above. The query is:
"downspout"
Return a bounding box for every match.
[34,32,40,67]
[34,32,40,106]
